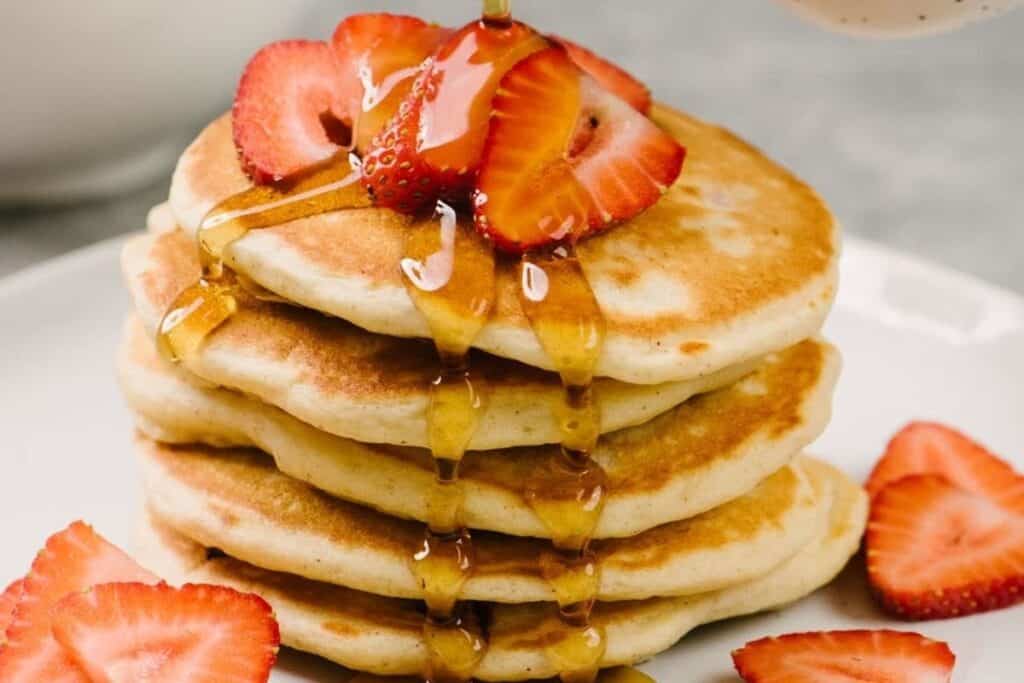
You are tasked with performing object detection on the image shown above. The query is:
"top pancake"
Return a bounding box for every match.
[168,105,839,384]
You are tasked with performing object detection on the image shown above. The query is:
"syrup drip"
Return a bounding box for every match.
[519,246,609,683]
[402,201,496,681]
[156,153,368,363]
[482,0,512,25]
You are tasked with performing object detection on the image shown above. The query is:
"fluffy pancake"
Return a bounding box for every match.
[136,435,829,604]
[119,318,840,539]
[167,106,838,384]
[136,458,867,680]
[124,227,757,450]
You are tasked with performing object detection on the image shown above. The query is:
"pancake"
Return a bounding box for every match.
[136,435,830,604]
[124,227,758,450]
[136,459,867,680]
[166,106,839,384]
[119,317,840,539]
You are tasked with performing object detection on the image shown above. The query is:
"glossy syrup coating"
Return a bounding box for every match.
[157,3,665,680]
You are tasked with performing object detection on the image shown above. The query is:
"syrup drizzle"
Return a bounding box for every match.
[401,201,496,682]
[519,246,609,683]
[157,1,657,677]
[156,153,367,362]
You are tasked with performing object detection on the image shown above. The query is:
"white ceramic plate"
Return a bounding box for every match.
[1,236,1021,681]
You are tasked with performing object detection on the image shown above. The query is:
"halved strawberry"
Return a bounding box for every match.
[233,40,357,184]
[866,421,1024,513]
[551,36,652,114]
[867,474,1024,620]
[0,578,25,644]
[732,629,955,682]
[360,19,548,213]
[330,13,449,152]
[474,46,685,253]
[0,522,156,683]
[51,582,279,683]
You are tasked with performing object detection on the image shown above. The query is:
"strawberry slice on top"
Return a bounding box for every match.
[552,36,652,114]
[232,40,357,184]
[474,46,685,253]
[360,19,548,213]
[331,13,449,152]
[867,474,1024,620]
[234,14,446,185]
[732,629,955,683]
[866,421,1024,513]
[51,582,279,683]
[0,521,157,683]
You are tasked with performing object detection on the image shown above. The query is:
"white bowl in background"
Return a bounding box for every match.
[773,0,1022,38]
[0,0,331,203]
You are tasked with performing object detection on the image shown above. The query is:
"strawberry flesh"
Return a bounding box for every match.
[233,40,358,184]
[867,421,1024,513]
[330,13,449,152]
[0,578,25,645]
[733,629,955,682]
[360,19,548,213]
[474,46,684,253]
[51,582,279,683]
[552,36,652,113]
[867,474,1024,620]
[0,521,157,683]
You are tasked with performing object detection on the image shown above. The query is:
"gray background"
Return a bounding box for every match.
[2,1,1021,291]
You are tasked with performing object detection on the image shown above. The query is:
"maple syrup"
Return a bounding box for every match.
[415,16,546,174]
[482,0,512,25]
[156,2,646,678]
[519,245,610,683]
[156,153,367,363]
[401,201,496,681]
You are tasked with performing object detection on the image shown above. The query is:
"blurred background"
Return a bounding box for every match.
[1,0,1021,292]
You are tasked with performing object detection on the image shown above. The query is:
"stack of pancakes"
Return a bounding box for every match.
[118,105,868,680]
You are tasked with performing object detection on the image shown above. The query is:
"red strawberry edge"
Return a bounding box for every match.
[733,629,955,683]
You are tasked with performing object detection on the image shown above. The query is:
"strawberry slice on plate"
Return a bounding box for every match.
[0,521,157,683]
[866,421,1024,513]
[233,40,358,184]
[732,629,955,682]
[331,13,449,152]
[360,19,548,213]
[552,36,652,114]
[474,46,685,253]
[51,582,279,683]
[867,474,1024,620]
[0,578,25,644]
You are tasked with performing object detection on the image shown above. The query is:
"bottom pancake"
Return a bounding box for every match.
[136,459,867,681]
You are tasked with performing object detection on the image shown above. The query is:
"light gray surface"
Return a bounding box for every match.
[1,0,1021,292]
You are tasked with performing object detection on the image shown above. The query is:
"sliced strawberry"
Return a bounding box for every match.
[474,46,685,253]
[551,36,652,114]
[866,421,1024,513]
[360,19,548,213]
[233,40,357,184]
[330,13,449,152]
[867,474,1024,620]
[51,582,279,683]
[0,579,25,644]
[732,629,955,682]
[0,522,156,683]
